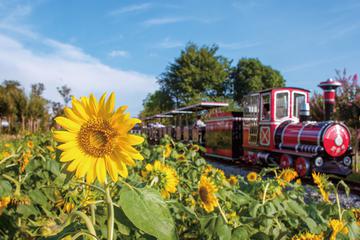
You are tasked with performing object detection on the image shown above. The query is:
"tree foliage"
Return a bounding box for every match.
[158,43,232,105]
[140,90,174,118]
[232,58,285,102]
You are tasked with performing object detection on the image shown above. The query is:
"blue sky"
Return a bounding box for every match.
[0,0,359,116]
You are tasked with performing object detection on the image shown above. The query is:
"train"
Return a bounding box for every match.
[141,79,353,177]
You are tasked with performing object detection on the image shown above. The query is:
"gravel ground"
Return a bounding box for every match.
[206,158,360,209]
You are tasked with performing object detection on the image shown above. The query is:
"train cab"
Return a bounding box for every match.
[242,88,310,159]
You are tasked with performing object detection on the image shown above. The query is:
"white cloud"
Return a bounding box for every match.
[108,3,151,15]
[108,50,128,57]
[143,17,187,26]
[0,34,157,116]
[158,37,183,49]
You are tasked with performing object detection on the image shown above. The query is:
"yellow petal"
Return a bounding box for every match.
[89,94,98,115]
[112,150,135,166]
[55,117,81,132]
[60,152,75,162]
[64,107,85,124]
[116,161,128,178]
[96,158,106,183]
[105,92,115,113]
[57,141,78,151]
[53,131,77,142]
[72,98,90,121]
[124,134,144,145]
[106,157,118,182]
[67,158,82,172]
[75,158,91,178]
[86,159,97,183]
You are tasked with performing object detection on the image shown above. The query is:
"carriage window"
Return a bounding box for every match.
[276,92,289,119]
[261,94,270,120]
[244,95,259,118]
[293,93,305,118]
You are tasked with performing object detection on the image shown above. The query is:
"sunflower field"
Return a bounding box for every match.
[0,93,359,240]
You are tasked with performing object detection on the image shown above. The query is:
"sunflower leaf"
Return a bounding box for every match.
[119,185,177,240]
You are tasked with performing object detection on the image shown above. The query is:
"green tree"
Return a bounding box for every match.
[57,85,72,106]
[140,90,174,118]
[27,83,49,131]
[0,80,27,132]
[232,58,285,102]
[158,43,232,106]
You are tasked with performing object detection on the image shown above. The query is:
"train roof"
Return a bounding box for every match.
[144,114,174,120]
[247,87,310,95]
[176,101,229,112]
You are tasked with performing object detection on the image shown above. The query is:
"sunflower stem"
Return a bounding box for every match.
[71,211,97,239]
[105,182,114,240]
[90,204,96,225]
[334,188,342,221]
[262,182,270,204]
[217,202,228,224]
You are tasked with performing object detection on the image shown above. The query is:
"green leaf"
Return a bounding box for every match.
[16,204,40,218]
[29,189,51,209]
[215,216,231,240]
[0,179,12,197]
[231,227,249,240]
[114,205,133,236]
[251,232,270,240]
[119,185,177,240]
[286,199,307,217]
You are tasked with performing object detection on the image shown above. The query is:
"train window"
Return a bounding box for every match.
[243,94,259,118]
[293,93,305,118]
[276,92,289,119]
[261,94,271,121]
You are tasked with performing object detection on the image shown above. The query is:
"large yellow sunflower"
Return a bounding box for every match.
[198,175,218,213]
[53,93,144,183]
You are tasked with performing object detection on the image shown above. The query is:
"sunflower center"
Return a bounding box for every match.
[78,119,117,157]
[199,186,209,204]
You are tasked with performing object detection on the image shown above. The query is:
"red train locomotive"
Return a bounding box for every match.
[143,79,353,176]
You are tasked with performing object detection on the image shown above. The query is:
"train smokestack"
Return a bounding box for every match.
[318,78,341,121]
[299,102,310,122]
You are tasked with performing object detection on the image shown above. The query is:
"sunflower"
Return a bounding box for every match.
[46,146,55,152]
[277,168,298,187]
[63,202,75,213]
[20,151,32,173]
[198,175,218,213]
[176,153,186,162]
[27,141,34,149]
[328,219,348,240]
[149,160,179,199]
[4,143,11,148]
[312,172,330,203]
[228,175,238,185]
[53,93,144,183]
[0,196,11,215]
[191,144,200,152]
[296,179,302,185]
[247,172,258,182]
[352,208,360,226]
[291,232,324,240]
[163,144,172,158]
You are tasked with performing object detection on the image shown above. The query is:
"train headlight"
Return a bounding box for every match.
[343,156,352,167]
[314,157,324,167]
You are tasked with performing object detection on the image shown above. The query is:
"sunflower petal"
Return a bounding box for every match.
[105,92,115,113]
[72,97,90,121]
[116,161,128,178]
[55,117,81,132]
[89,94,98,115]
[86,159,97,183]
[57,141,78,151]
[112,150,135,166]
[96,159,106,183]
[106,157,118,182]
[53,131,77,142]
[75,157,91,178]
[124,134,144,145]
[64,107,85,123]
